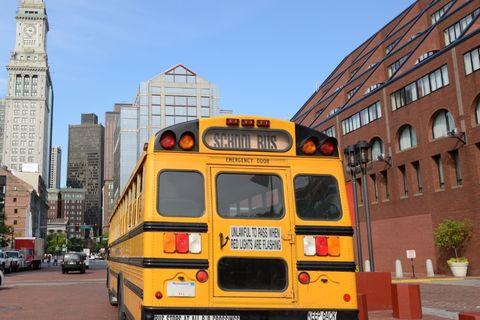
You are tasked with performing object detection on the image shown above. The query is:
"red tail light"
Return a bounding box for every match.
[196,270,209,283]
[155,291,163,299]
[175,233,189,253]
[319,140,335,156]
[160,131,176,150]
[315,236,328,256]
[298,272,310,284]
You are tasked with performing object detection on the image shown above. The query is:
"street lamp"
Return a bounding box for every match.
[355,140,375,272]
[344,145,363,272]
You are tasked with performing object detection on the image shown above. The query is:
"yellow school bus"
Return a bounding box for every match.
[107,116,358,320]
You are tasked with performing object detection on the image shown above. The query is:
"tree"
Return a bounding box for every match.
[68,237,84,252]
[434,218,472,261]
[46,233,68,254]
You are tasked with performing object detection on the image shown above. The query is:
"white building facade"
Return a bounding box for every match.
[2,0,54,183]
[49,146,61,188]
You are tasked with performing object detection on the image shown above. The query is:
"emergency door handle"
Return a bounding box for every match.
[219,233,229,249]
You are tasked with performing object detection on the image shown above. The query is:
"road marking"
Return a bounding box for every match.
[5,279,105,287]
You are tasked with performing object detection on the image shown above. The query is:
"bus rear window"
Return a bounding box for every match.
[218,258,287,291]
[216,173,284,219]
[294,175,342,220]
[157,171,205,217]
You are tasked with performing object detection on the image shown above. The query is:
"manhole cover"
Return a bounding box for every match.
[0,305,22,311]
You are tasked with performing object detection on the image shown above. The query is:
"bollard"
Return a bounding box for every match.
[426,259,434,277]
[364,260,371,272]
[391,284,422,319]
[395,259,404,278]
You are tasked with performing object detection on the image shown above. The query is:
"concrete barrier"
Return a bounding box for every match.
[357,294,369,320]
[356,272,392,311]
[459,312,480,320]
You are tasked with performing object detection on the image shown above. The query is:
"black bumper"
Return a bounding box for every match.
[142,307,358,320]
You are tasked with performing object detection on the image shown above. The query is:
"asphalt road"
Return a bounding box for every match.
[0,260,116,320]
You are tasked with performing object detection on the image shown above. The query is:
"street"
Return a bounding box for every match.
[0,260,116,320]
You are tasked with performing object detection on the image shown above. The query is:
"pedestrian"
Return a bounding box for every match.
[47,254,51,267]
[53,254,58,266]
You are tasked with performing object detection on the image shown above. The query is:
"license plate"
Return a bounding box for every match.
[166,281,196,297]
[154,316,240,320]
[307,311,338,320]
[69,261,75,264]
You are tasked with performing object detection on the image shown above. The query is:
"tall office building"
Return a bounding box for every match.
[0,98,5,165]
[49,146,61,188]
[112,64,220,198]
[293,0,480,274]
[102,106,120,231]
[67,114,104,235]
[2,0,54,182]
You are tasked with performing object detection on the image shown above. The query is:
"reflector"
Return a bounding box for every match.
[196,270,208,283]
[189,233,202,254]
[298,272,310,284]
[175,233,189,253]
[303,236,316,256]
[315,236,328,256]
[160,131,176,150]
[301,138,317,155]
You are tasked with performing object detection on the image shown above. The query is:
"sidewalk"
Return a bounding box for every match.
[370,277,480,319]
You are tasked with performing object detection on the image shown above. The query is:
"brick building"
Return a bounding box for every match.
[293,0,480,275]
[47,187,86,239]
[0,167,48,240]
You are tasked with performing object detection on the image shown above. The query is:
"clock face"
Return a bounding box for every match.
[24,25,36,37]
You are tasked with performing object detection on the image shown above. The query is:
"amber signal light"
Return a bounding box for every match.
[241,119,255,127]
[301,138,317,155]
[179,132,195,151]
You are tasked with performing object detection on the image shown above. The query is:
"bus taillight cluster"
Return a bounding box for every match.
[163,233,202,254]
[302,235,340,257]
[160,131,196,151]
[300,137,335,156]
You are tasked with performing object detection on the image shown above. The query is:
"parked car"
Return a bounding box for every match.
[0,269,4,287]
[0,250,13,273]
[5,250,25,271]
[61,253,86,274]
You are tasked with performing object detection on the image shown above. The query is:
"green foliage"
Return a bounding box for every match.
[447,257,469,264]
[0,221,13,247]
[434,219,472,259]
[68,237,84,252]
[45,233,68,254]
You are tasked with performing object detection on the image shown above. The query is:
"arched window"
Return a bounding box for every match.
[370,138,384,160]
[398,125,417,151]
[476,100,480,124]
[432,109,455,139]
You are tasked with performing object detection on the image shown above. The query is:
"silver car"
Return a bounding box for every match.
[0,250,13,273]
[0,269,4,287]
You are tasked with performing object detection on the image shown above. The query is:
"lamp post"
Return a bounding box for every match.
[344,145,364,272]
[356,140,375,272]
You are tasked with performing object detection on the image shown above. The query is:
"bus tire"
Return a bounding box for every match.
[117,275,126,320]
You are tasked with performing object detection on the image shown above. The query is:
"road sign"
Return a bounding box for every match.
[406,250,416,259]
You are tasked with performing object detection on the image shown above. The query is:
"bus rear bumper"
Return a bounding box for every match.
[142,307,358,320]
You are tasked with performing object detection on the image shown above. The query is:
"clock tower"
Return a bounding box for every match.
[2,0,53,184]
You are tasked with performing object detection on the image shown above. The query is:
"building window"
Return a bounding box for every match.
[165,65,196,83]
[341,101,382,135]
[391,65,449,110]
[15,75,22,96]
[464,46,480,75]
[398,165,408,197]
[31,75,38,96]
[431,1,453,24]
[387,55,409,78]
[450,150,462,186]
[322,126,335,138]
[380,170,389,200]
[14,209,18,213]
[364,83,383,95]
[444,9,480,46]
[347,86,360,99]
[476,100,480,124]
[433,155,445,189]
[13,197,17,202]
[412,161,422,193]
[23,76,30,96]
[14,220,17,225]
[370,138,384,161]
[398,125,417,151]
[432,109,455,139]
[370,174,378,202]
[385,38,400,54]
[415,51,438,65]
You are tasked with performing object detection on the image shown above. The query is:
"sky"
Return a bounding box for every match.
[0,0,414,186]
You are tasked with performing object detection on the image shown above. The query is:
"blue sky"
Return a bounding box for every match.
[0,0,414,186]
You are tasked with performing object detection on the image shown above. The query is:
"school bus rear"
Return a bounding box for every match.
[111,116,358,320]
